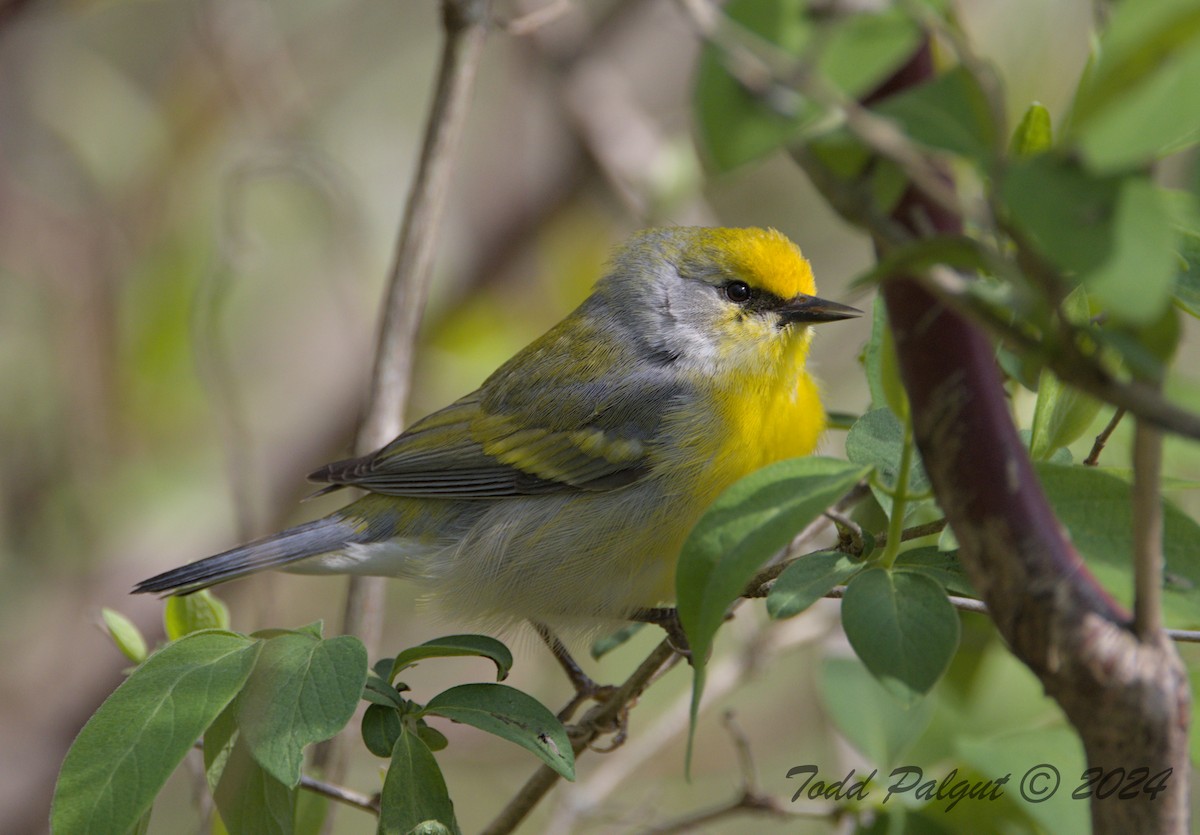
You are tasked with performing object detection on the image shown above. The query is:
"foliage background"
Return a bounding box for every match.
[1,0,1197,832]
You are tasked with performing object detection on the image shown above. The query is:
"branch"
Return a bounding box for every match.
[314,0,494,801]
[480,641,678,835]
[344,0,493,679]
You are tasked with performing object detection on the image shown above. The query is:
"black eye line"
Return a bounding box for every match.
[722,280,787,315]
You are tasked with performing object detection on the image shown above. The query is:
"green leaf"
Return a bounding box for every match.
[841,568,960,702]
[815,7,922,101]
[1029,369,1103,460]
[1084,178,1178,324]
[873,66,997,163]
[677,457,869,685]
[677,456,868,770]
[693,0,811,171]
[423,683,575,780]
[378,730,459,835]
[52,631,260,835]
[1002,155,1122,277]
[820,657,934,767]
[590,622,645,660]
[101,607,147,664]
[1174,223,1200,318]
[694,1,918,171]
[390,634,513,683]
[853,234,995,290]
[846,409,929,497]
[861,297,910,419]
[766,551,862,619]
[164,590,230,640]
[361,704,405,758]
[213,735,296,835]
[1037,463,1200,626]
[893,547,975,597]
[416,722,449,753]
[1010,102,1053,156]
[1071,0,1200,170]
[235,631,368,787]
[364,675,410,710]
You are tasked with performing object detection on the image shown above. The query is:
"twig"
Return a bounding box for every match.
[1085,408,1126,466]
[640,790,825,835]
[824,587,1200,644]
[918,265,1200,443]
[503,0,571,35]
[1132,415,1165,641]
[314,0,493,803]
[744,514,943,598]
[546,615,836,832]
[299,773,381,816]
[345,0,492,686]
[481,641,678,835]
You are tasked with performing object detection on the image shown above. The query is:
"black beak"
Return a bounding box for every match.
[778,295,863,325]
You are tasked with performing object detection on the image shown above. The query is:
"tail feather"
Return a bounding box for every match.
[133,516,354,595]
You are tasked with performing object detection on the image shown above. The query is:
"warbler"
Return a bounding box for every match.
[135,227,859,627]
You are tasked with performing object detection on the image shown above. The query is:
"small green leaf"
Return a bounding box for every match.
[361,704,404,758]
[1029,366,1103,462]
[1074,20,1200,171]
[1174,223,1200,318]
[165,590,231,640]
[816,7,922,101]
[846,409,930,498]
[1008,102,1056,155]
[1002,154,1122,278]
[364,676,409,709]
[423,683,574,780]
[893,547,975,597]
[213,735,296,835]
[841,568,960,702]
[820,657,934,767]
[590,622,645,660]
[677,456,868,771]
[236,631,368,787]
[693,0,811,171]
[378,730,459,835]
[52,631,261,835]
[677,457,869,686]
[416,723,449,753]
[1010,102,1053,156]
[766,551,862,619]
[873,66,997,163]
[1085,178,1178,324]
[862,298,909,419]
[390,634,513,683]
[101,607,147,664]
[1037,463,1200,626]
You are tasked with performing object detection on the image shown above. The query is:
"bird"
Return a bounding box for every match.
[134,226,860,633]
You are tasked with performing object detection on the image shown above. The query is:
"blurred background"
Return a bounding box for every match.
[1,0,1196,832]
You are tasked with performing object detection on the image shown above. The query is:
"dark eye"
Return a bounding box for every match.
[724,281,752,304]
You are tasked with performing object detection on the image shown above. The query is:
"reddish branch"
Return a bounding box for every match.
[873,49,1190,834]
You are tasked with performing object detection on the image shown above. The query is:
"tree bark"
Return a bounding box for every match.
[875,48,1191,834]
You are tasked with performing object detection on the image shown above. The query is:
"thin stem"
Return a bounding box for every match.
[299,774,380,816]
[879,419,915,568]
[480,641,678,835]
[1084,408,1126,466]
[314,0,493,802]
[1133,416,1165,641]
